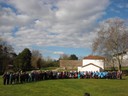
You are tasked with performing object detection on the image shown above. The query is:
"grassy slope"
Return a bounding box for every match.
[0,77,128,96]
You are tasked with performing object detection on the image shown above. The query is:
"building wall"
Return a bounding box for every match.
[83,59,104,69]
[78,65,100,72]
[121,51,128,59]
[107,51,128,67]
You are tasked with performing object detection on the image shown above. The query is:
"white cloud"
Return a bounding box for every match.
[7,0,53,19]
[0,7,32,28]
[0,0,110,54]
[56,0,108,21]
[53,51,64,55]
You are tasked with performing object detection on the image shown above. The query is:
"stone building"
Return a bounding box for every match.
[59,55,105,72]
[59,60,82,70]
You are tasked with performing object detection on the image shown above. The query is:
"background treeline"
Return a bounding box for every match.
[0,38,78,74]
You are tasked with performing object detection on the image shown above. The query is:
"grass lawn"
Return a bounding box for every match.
[0,76,128,96]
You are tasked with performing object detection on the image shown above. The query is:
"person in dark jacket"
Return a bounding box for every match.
[2,72,7,85]
[6,72,10,85]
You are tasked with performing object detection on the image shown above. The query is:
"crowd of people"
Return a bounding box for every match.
[2,70,122,85]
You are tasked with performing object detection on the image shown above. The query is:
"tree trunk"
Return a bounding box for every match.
[118,64,122,79]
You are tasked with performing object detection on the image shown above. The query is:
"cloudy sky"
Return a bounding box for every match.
[0,0,128,59]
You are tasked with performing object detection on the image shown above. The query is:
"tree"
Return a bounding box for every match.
[59,54,70,60]
[92,18,128,73]
[42,56,59,67]
[0,38,15,74]
[14,48,32,71]
[69,54,78,60]
[59,54,78,60]
[37,58,42,69]
[31,50,42,69]
[31,50,42,57]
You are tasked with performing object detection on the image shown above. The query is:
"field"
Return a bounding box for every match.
[0,76,128,96]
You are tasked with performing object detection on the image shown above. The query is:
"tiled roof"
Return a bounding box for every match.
[83,55,105,60]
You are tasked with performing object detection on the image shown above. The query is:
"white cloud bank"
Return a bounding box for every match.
[0,0,109,53]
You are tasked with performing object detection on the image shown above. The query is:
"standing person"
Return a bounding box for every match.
[15,72,20,84]
[20,72,24,83]
[6,72,10,85]
[78,72,80,79]
[10,72,13,84]
[2,72,7,85]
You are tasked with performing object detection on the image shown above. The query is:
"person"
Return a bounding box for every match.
[6,72,10,85]
[2,72,7,85]
[84,92,90,96]
[78,72,80,79]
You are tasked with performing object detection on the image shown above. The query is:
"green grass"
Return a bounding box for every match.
[0,77,128,96]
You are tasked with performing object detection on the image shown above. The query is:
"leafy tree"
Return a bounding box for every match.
[52,60,59,67]
[69,54,78,60]
[42,57,59,68]
[14,48,32,71]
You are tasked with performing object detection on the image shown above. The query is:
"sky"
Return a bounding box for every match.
[0,0,128,59]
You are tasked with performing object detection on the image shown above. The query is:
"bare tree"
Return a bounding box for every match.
[59,54,70,60]
[92,18,128,72]
[31,50,42,69]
